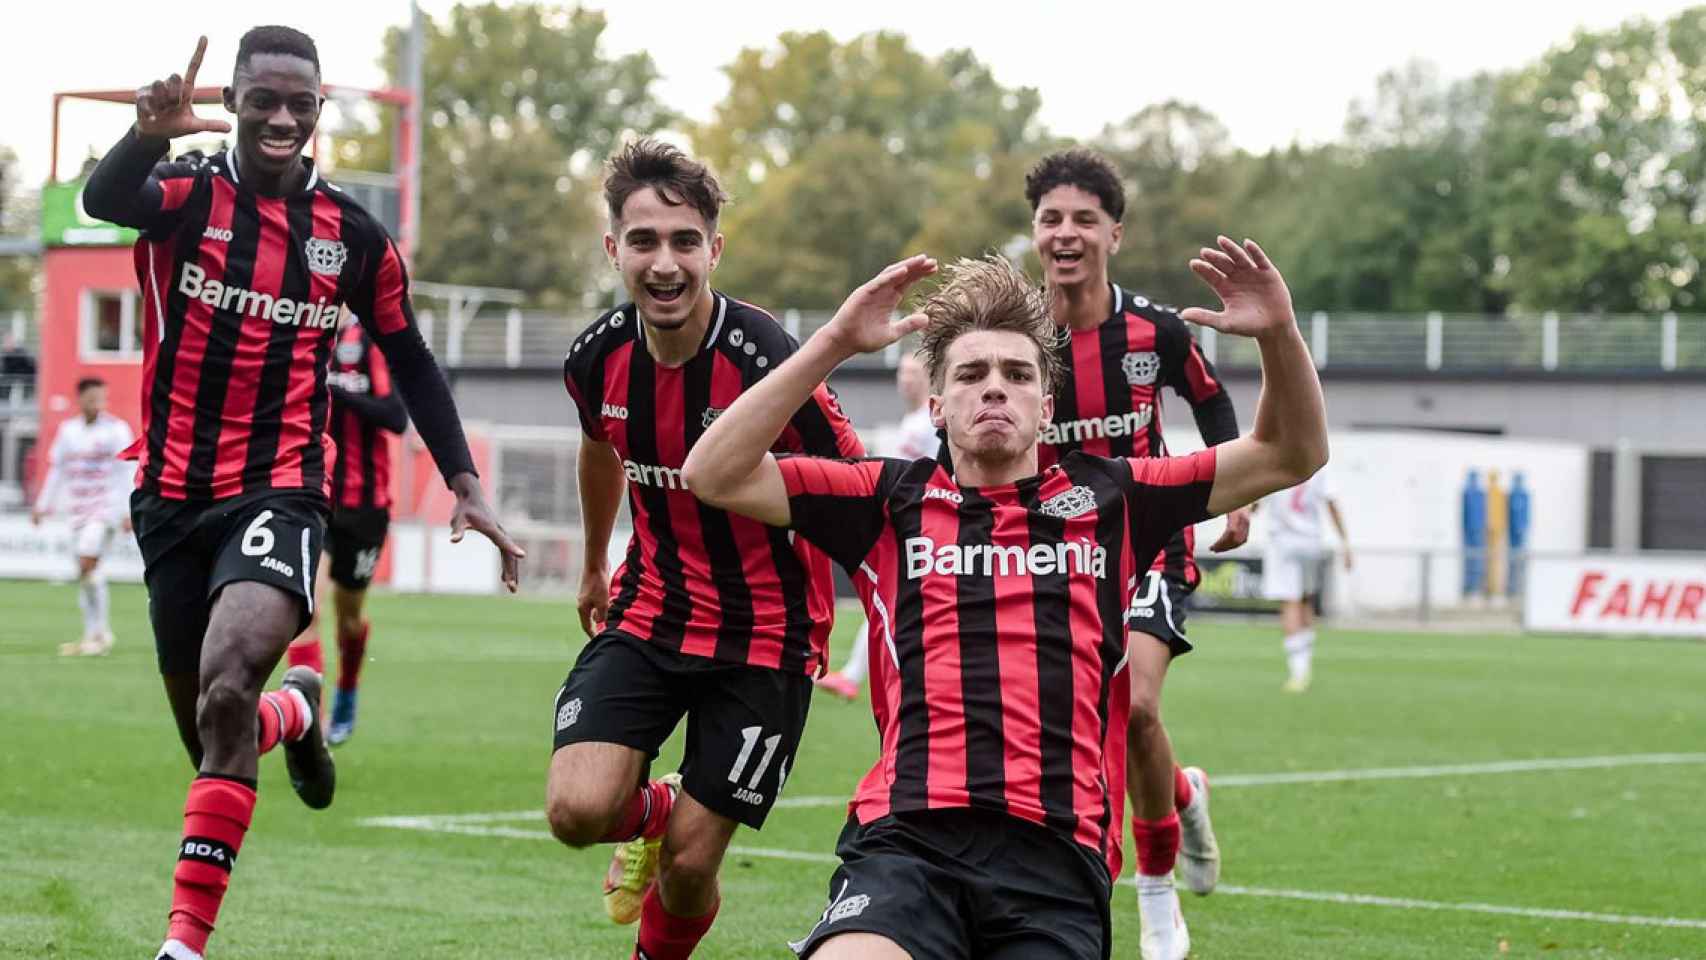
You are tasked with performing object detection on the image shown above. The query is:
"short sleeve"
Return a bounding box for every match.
[1123,448,1217,563]
[780,384,866,458]
[563,350,605,442]
[776,455,896,571]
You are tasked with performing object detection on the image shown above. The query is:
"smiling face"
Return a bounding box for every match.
[1033,184,1121,293]
[223,52,320,186]
[605,186,724,333]
[931,329,1053,466]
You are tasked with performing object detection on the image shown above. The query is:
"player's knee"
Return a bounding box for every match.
[659,841,721,895]
[195,677,257,744]
[335,609,364,638]
[544,789,611,848]
[1128,688,1163,734]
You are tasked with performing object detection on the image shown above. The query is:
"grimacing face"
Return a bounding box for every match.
[223,52,321,182]
[604,187,724,332]
[1032,184,1121,292]
[930,329,1054,464]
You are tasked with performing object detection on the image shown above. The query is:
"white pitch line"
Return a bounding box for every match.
[356,817,1706,930]
[1213,752,1706,787]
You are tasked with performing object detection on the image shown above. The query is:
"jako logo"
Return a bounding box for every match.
[1040,405,1153,447]
[602,403,629,420]
[202,225,234,242]
[260,555,295,578]
[624,459,687,490]
[904,536,1106,579]
[179,263,339,329]
[328,371,371,394]
[923,487,963,504]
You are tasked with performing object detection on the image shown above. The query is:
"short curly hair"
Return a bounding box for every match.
[1024,148,1125,222]
[604,138,730,230]
[916,256,1063,393]
[236,25,320,79]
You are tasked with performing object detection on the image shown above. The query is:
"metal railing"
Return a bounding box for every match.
[439,307,1706,373]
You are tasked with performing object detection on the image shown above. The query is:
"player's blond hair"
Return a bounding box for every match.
[916,255,1063,392]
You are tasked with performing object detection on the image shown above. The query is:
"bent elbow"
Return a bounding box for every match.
[681,457,721,504]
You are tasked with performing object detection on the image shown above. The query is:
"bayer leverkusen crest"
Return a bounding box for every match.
[304,237,348,276]
[1121,350,1160,386]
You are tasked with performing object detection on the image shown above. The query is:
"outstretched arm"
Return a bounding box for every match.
[684,255,936,524]
[1179,237,1329,516]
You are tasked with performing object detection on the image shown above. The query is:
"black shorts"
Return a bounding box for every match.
[326,506,390,590]
[790,809,1112,960]
[1126,570,1193,656]
[551,630,813,830]
[131,489,328,675]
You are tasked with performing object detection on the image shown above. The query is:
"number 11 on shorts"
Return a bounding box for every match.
[729,725,781,790]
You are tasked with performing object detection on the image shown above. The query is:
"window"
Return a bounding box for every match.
[80,289,140,361]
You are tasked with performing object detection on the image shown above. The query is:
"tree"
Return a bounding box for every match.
[697,32,1045,309]
[0,146,37,314]
[342,3,670,308]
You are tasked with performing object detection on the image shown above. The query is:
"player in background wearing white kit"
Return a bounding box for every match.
[1255,465,1351,691]
[32,377,136,656]
[813,354,936,701]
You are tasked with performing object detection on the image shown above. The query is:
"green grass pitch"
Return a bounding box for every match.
[2,580,1703,958]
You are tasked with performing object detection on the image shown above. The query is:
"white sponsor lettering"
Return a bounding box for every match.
[904,535,1106,579]
[178,262,339,329]
[923,487,963,504]
[1039,405,1153,446]
[182,840,231,863]
[733,786,766,806]
[623,459,687,490]
[202,225,233,242]
[260,555,295,578]
[328,371,372,393]
[602,403,629,421]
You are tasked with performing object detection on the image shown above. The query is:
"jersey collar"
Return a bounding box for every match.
[224,149,320,193]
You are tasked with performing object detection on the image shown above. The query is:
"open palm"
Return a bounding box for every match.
[1179,236,1295,340]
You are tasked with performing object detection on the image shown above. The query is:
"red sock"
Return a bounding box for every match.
[166,775,256,955]
[601,778,676,843]
[634,887,718,960]
[336,621,370,692]
[1132,812,1181,877]
[286,637,323,674]
[1173,766,1194,811]
[256,688,309,756]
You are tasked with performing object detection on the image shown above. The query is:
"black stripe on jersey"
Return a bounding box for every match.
[183,189,263,498]
[143,188,214,491]
[683,355,754,664]
[1018,478,1080,837]
[1083,460,1134,859]
[1097,315,1139,460]
[955,487,1006,811]
[607,534,646,626]
[886,474,931,813]
[622,354,691,648]
[240,194,311,489]
[1050,338,1081,431]
[765,526,814,675]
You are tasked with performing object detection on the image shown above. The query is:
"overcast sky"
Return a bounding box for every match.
[4,0,1698,187]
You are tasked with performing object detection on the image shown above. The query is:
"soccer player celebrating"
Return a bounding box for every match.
[285,313,407,743]
[548,139,862,960]
[32,376,135,656]
[1028,148,1251,957]
[683,241,1326,960]
[82,30,522,960]
[815,352,937,701]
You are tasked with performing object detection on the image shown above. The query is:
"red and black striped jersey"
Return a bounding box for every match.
[1044,282,1236,586]
[328,322,402,511]
[110,148,448,501]
[564,293,866,675]
[777,448,1217,878]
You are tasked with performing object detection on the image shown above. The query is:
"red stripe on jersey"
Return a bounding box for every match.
[159,177,194,212]
[157,178,237,497]
[855,539,905,823]
[916,488,971,809]
[271,194,342,492]
[652,366,714,659]
[369,242,409,334]
[1181,338,1222,402]
[1070,329,1111,459]
[1063,503,1115,854]
[210,196,288,498]
[366,343,395,509]
[601,341,659,641]
[1131,447,1217,487]
[991,494,1043,818]
[710,351,784,669]
[126,239,176,464]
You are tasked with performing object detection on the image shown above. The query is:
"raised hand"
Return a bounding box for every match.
[1180,236,1296,341]
[134,36,232,140]
[820,254,938,356]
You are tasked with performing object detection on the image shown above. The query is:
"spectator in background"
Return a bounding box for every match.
[1254,466,1351,692]
[1,332,36,406]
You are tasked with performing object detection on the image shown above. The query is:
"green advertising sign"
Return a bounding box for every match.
[41,180,139,248]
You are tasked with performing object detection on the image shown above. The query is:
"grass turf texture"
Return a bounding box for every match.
[1,580,1702,959]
